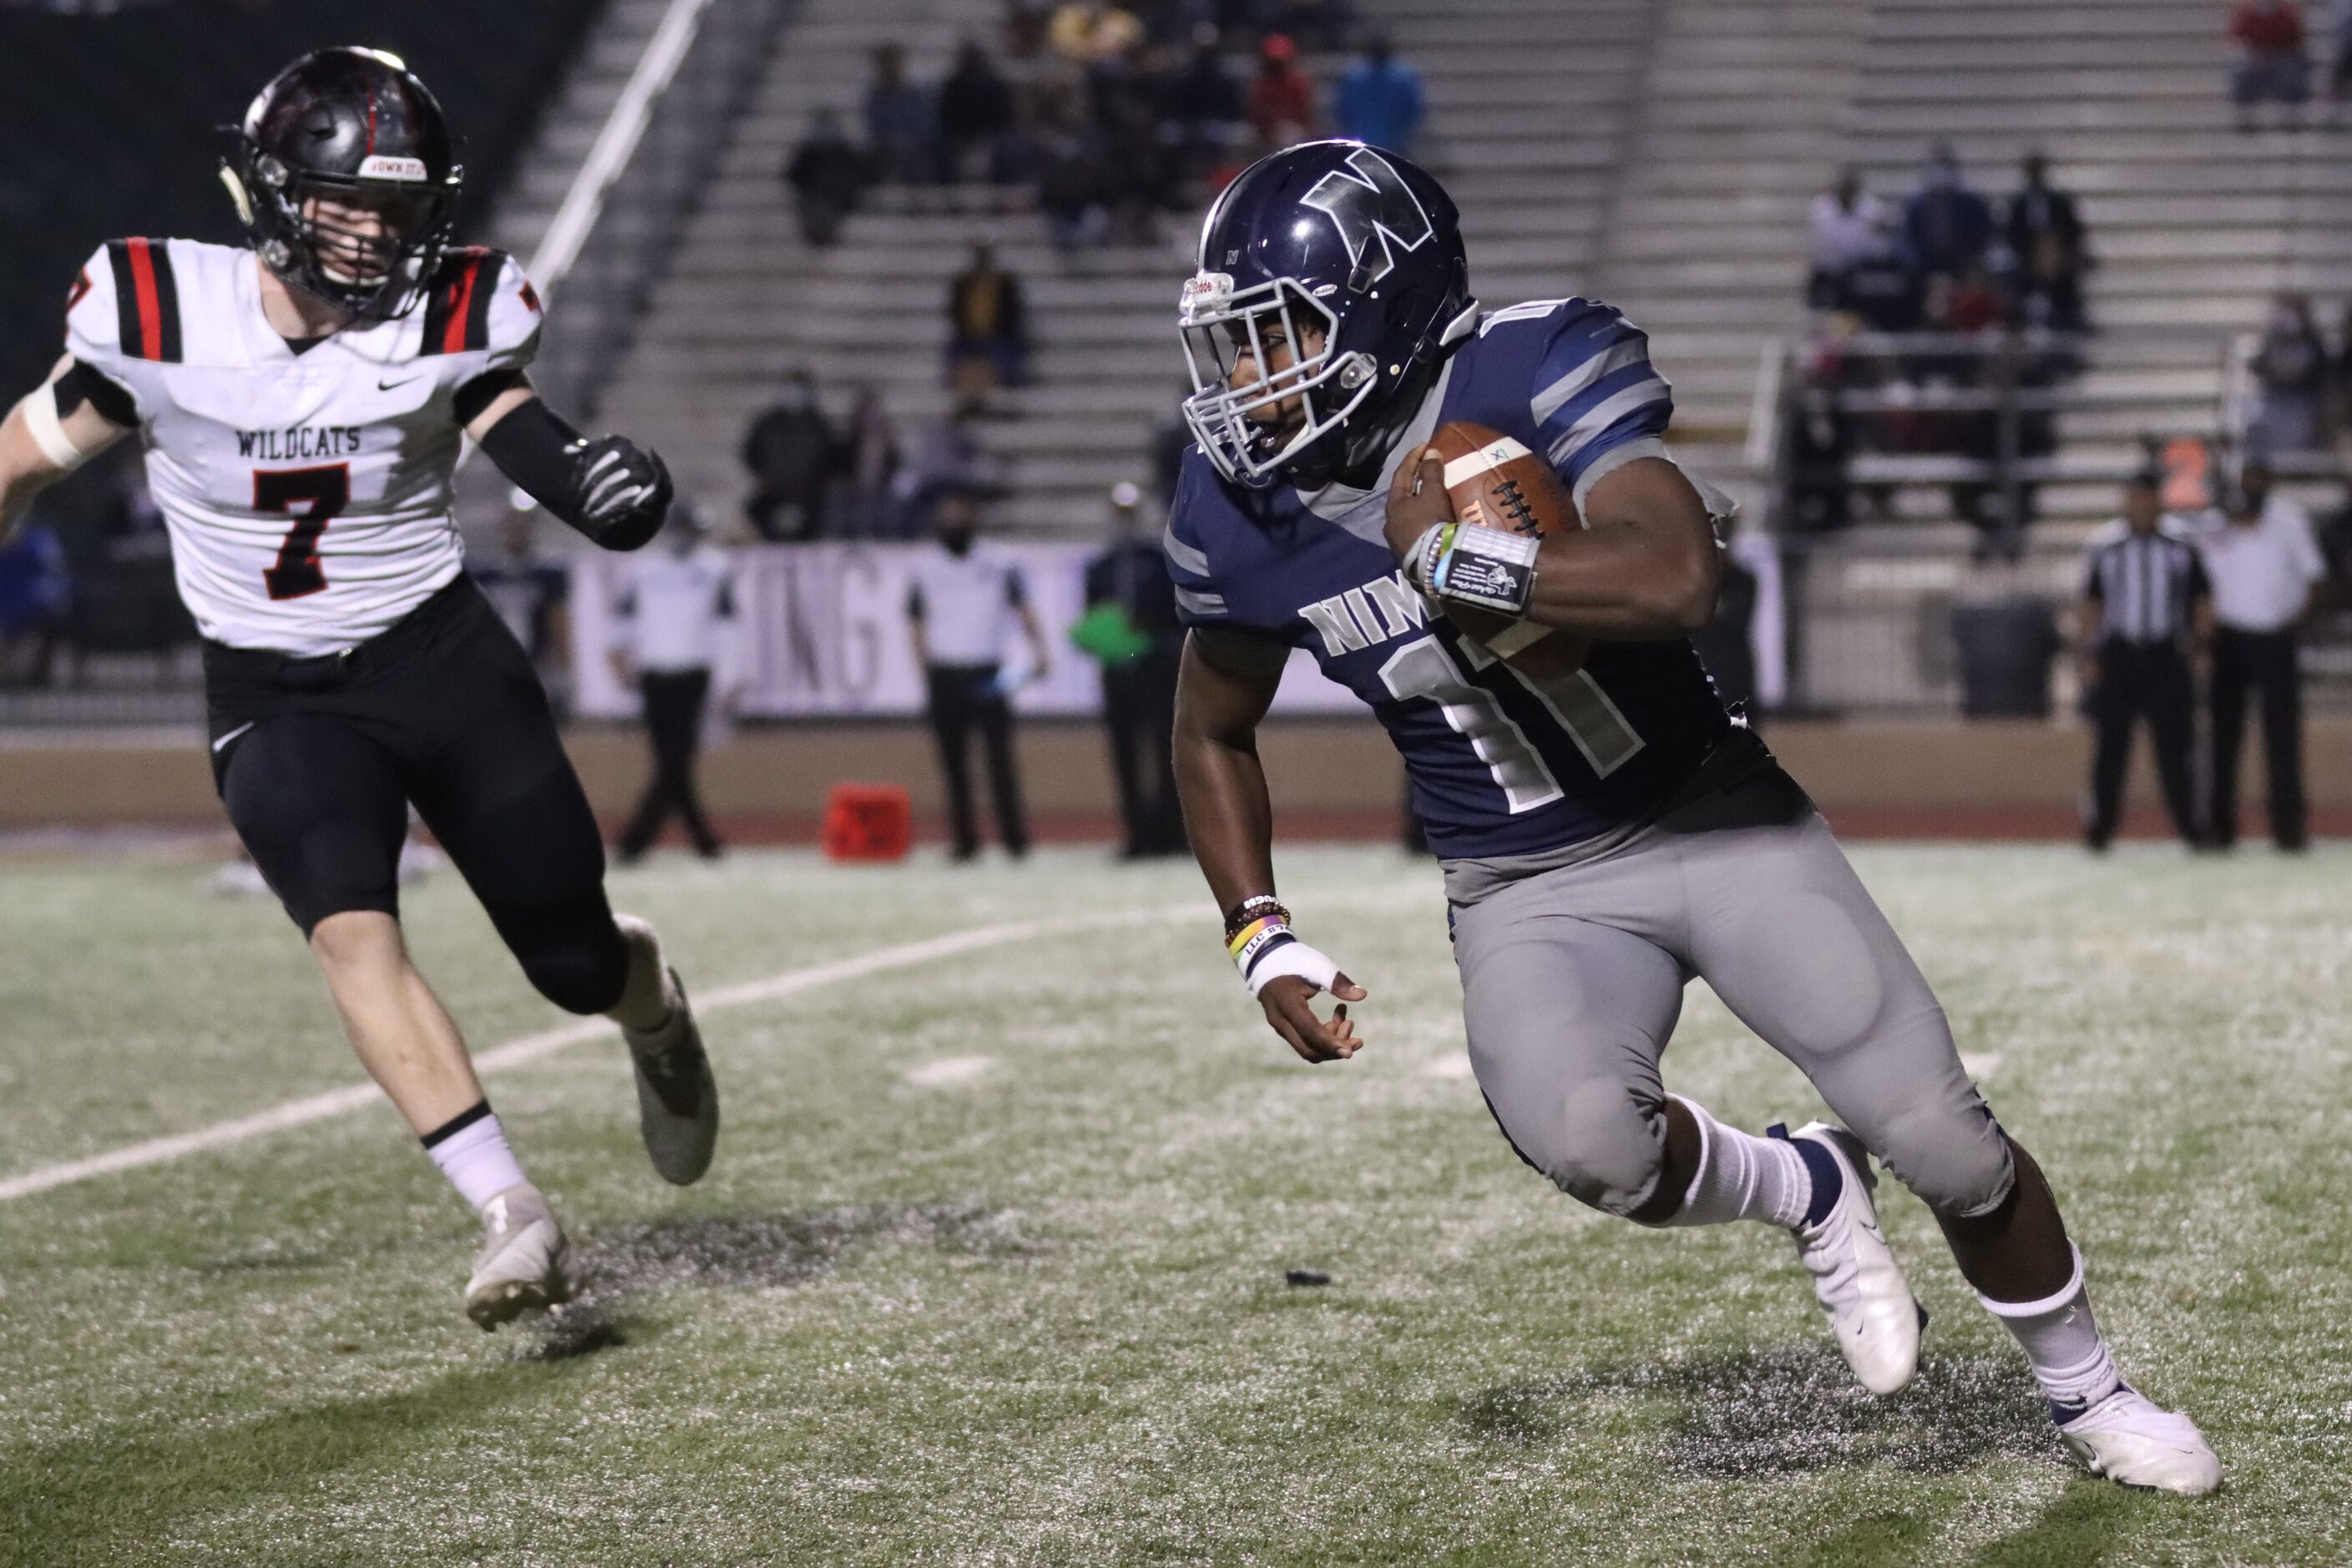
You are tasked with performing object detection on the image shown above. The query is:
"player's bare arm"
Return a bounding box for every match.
[0,355,133,540]
[1171,631,1365,1064]
[1382,447,1720,640]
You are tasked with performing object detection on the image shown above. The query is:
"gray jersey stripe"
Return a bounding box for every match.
[1530,337,1651,426]
[1175,585,1227,617]
[1545,379,1672,469]
[1162,523,1211,578]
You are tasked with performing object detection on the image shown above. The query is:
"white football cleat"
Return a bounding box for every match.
[464,1183,571,1331]
[620,964,721,1186]
[1778,1121,1925,1396]
[2056,1385,2222,1495]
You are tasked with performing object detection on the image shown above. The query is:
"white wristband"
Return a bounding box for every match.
[21,385,95,472]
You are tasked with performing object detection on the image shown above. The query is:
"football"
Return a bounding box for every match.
[1425,421,1591,678]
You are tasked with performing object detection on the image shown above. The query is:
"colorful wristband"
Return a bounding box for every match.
[1227,914,1300,984]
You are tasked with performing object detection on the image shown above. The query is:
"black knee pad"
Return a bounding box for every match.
[502,902,630,1015]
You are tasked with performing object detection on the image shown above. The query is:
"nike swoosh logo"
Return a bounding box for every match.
[377,375,422,392]
[211,722,255,753]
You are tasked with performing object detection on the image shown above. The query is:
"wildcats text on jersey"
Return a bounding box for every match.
[235,425,365,461]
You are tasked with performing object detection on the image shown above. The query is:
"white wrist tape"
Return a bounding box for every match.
[1243,937,1343,1000]
[21,385,96,473]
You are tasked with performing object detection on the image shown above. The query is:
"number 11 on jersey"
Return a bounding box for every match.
[255,464,351,600]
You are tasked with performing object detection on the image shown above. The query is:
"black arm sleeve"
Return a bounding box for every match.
[55,360,138,427]
[476,396,666,550]
[453,367,529,427]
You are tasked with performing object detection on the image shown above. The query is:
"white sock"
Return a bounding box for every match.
[422,1104,530,1216]
[1979,1245,2122,1413]
[1657,1095,1812,1230]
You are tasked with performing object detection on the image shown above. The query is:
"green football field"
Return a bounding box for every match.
[3,841,2348,1566]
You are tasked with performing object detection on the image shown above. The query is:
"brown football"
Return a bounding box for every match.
[1425,421,1590,678]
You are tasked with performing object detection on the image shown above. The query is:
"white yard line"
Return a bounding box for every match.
[0,904,1193,1204]
[902,1055,999,1088]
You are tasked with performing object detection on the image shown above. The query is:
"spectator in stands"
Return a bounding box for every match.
[1834,217,1925,334]
[1005,0,1052,63]
[2005,151,2091,332]
[1783,352,1855,533]
[1902,143,1994,283]
[1333,33,1424,155]
[1160,23,1246,163]
[1808,169,1891,309]
[2326,0,2352,114]
[1049,0,1146,66]
[945,242,1029,397]
[836,387,903,538]
[1248,33,1318,146]
[2248,292,2330,456]
[2196,459,2327,850]
[907,488,1051,861]
[1266,0,1358,52]
[939,40,1018,183]
[783,109,868,247]
[0,520,68,687]
[900,395,1004,518]
[741,371,838,541]
[2232,0,2311,129]
[863,43,938,184]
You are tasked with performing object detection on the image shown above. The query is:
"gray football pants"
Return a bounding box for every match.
[1449,757,2014,1222]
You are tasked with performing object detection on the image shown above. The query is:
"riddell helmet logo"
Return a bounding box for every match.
[1300,148,1434,286]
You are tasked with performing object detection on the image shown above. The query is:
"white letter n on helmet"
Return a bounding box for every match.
[1300,147,1434,288]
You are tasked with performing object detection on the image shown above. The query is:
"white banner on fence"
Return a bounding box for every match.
[569,543,1363,720]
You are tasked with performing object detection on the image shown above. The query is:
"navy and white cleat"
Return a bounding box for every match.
[1777,1121,1925,1396]
[2056,1385,2222,1495]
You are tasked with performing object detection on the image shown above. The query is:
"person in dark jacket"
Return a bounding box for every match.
[1902,142,1995,282]
[938,40,1016,182]
[783,109,868,247]
[741,372,837,540]
[2005,152,2091,331]
[1075,483,1185,857]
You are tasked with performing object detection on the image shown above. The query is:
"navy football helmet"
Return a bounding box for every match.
[1179,140,1475,489]
[221,48,463,320]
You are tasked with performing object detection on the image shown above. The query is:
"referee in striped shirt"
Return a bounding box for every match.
[2074,473,2214,851]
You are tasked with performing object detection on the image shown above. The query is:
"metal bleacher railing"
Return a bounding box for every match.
[522,0,797,422]
[1749,328,2352,716]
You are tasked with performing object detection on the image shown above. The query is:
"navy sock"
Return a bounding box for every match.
[1792,1136,1843,1227]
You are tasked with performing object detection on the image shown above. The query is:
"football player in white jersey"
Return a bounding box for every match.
[0,48,721,1330]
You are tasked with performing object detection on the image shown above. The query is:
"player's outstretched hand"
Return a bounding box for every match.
[1383,443,1452,559]
[1258,971,1370,1064]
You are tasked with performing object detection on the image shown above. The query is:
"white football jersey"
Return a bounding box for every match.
[65,236,542,655]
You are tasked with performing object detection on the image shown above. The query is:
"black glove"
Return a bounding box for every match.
[571,435,671,551]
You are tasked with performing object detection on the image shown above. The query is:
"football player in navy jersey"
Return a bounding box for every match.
[1166,142,2217,1493]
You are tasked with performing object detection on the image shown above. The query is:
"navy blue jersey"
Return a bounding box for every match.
[1166,298,1731,861]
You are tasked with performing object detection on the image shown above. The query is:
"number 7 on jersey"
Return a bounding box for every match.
[255,464,351,601]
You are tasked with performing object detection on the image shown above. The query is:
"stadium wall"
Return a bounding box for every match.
[8,720,2352,842]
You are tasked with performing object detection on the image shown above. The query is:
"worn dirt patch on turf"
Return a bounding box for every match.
[1465,1348,2059,1478]
[509,1204,1024,1362]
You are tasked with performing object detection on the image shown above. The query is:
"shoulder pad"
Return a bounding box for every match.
[418,248,543,367]
[68,239,189,365]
